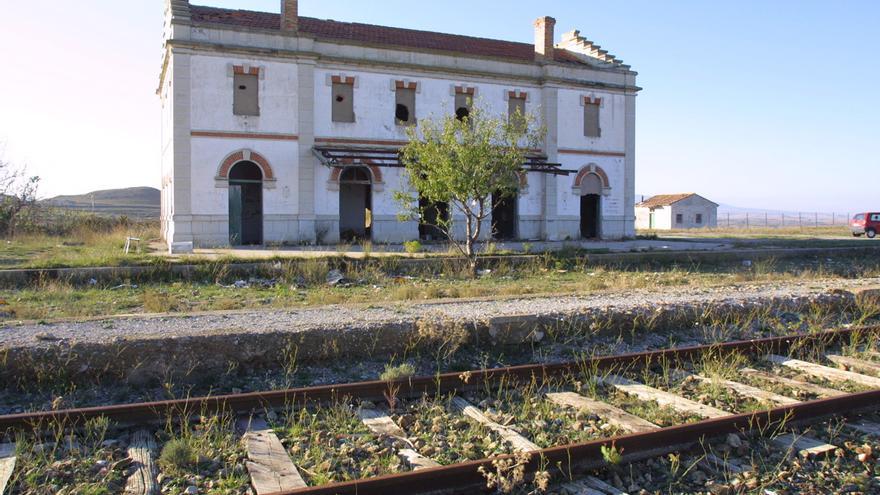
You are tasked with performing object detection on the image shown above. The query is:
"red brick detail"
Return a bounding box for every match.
[573,166,609,189]
[233,65,260,76]
[329,164,383,184]
[331,75,356,85]
[192,131,298,141]
[395,80,418,90]
[218,150,275,180]
[455,86,476,95]
[315,137,408,146]
[508,91,527,100]
[583,96,602,105]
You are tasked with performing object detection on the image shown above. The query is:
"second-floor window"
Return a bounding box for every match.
[332,81,355,123]
[233,72,259,116]
[508,95,526,126]
[455,88,474,121]
[396,87,416,125]
[584,99,601,137]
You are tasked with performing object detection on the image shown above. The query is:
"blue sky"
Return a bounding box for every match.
[1,1,877,212]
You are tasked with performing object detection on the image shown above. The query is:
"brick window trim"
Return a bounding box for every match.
[453,85,477,96]
[228,64,265,80]
[327,163,385,192]
[215,149,277,188]
[581,96,603,107]
[571,164,611,196]
[393,80,419,91]
[506,90,530,102]
[330,75,357,86]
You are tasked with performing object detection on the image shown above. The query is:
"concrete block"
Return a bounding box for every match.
[170,242,194,254]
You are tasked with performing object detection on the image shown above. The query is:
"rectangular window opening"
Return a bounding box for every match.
[696,213,703,224]
[396,88,416,125]
[584,101,601,137]
[508,96,526,126]
[332,82,355,123]
[233,73,260,116]
[455,93,473,121]
[676,213,683,224]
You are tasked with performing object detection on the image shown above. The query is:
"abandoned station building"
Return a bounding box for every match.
[159,0,639,250]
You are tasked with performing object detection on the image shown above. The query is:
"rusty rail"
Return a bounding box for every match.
[1,325,875,431]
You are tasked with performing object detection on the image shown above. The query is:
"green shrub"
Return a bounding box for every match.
[404,240,423,254]
[158,438,195,473]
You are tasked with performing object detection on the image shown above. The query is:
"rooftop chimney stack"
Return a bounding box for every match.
[534,16,556,62]
[281,0,298,32]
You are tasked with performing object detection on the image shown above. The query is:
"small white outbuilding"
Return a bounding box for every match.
[635,193,718,230]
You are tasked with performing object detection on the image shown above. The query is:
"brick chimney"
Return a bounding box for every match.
[534,16,556,61]
[281,0,298,32]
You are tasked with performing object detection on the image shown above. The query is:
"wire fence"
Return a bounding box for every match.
[717,211,854,229]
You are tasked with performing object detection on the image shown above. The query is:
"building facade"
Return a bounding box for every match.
[159,0,640,251]
[635,194,719,230]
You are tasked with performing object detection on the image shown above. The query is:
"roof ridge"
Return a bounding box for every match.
[189,4,533,48]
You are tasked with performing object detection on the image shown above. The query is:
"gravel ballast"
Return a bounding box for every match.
[2,277,879,388]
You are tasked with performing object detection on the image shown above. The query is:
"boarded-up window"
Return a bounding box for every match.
[508,96,526,126]
[233,74,259,116]
[455,93,473,121]
[332,82,355,123]
[396,88,416,125]
[584,101,601,137]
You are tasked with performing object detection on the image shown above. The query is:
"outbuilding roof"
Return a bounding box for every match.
[188,5,609,67]
[636,193,719,208]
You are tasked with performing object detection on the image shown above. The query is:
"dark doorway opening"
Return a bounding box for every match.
[419,197,449,241]
[492,192,518,240]
[228,161,263,246]
[580,194,600,239]
[455,107,470,121]
[339,167,372,242]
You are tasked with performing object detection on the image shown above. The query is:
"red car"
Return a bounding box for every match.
[851,212,880,238]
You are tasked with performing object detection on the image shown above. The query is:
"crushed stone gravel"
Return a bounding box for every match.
[2,277,879,349]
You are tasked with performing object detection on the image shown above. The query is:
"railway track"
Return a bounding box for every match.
[2,325,880,494]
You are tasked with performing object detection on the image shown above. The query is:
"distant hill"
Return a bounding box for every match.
[42,187,160,219]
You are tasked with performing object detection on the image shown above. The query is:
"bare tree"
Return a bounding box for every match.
[0,152,41,238]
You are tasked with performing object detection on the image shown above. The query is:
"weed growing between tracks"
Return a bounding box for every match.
[274,401,406,484]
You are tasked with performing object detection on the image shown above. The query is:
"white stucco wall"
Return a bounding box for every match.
[635,196,718,230]
[162,14,639,248]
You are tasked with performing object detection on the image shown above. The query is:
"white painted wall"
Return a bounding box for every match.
[163,15,638,248]
[635,196,718,230]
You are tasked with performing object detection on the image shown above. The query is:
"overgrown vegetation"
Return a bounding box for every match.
[396,101,544,275]
[4,253,879,321]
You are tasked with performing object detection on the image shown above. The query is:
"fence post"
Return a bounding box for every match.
[781,213,784,227]
[765,212,768,227]
[746,213,750,230]
[814,212,818,228]
[798,213,802,229]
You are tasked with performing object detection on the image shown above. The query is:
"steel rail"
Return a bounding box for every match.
[266,389,880,495]
[0,325,876,432]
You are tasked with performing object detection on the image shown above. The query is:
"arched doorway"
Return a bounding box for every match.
[228,161,263,245]
[579,173,602,239]
[339,167,372,242]
[492,191,518,240]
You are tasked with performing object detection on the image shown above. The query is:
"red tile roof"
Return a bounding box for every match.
[189,5,590,65]
[636,193,699,208]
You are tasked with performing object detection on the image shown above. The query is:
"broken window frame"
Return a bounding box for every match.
[331,81,356,123]
[395,87,417,126]
[583,99,601,138]
[455,92,474,121]
[233,73,260,117]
